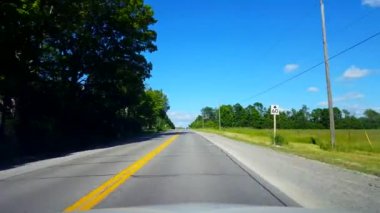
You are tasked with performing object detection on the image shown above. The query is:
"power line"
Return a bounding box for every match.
[240,31,380,103]
[262,2,372,69]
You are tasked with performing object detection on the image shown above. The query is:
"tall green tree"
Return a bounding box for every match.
[245,105,261,128]
[0,0,171,153]
[201,107,216,121]
[220,105,234,127]
[140,89,172,130]
[232,103,247,127]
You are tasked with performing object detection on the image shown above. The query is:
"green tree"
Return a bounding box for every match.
[337,110,361,129]
[245,105,262,128]
[220,105,234,127]
[311,108,329,128]
[189,115,203,128]
[233,103,248,127]
[278,111,293,129]
[0,0,165,153]
[142,89,173,131]
[191,103,380,130]
[201,107,217,121]
[253,102,265,116]
[362,109,380,128]
[291,105,310,129]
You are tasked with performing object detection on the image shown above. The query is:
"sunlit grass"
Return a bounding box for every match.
[197,128,380,176]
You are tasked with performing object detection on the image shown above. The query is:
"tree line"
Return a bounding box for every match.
[0,0,174,159]
[190,103,380,129]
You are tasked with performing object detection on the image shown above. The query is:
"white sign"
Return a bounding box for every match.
[270,105,280,115]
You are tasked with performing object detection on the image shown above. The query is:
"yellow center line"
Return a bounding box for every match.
[64,134,179,212]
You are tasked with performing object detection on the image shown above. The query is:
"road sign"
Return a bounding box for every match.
[271,105,280,145]
[270,105,280,115]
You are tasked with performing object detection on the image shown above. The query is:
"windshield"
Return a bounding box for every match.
[0,0,379,213]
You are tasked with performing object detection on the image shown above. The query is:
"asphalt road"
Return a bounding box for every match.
[0,130,294,212]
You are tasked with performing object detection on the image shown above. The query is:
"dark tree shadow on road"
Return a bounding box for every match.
[0,130,187,171]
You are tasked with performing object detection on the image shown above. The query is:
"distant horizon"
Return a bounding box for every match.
[174,102,379,128]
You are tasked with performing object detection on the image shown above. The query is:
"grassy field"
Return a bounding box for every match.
[197,128,380,176]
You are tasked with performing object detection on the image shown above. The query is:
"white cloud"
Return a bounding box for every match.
[284,64,299,73]
[318,92,364,106]
[167,111,197,127]
[318,101,328,107]
[336,92,364,102]
[345,104,365,117]
[362,0,380,7]
[307,87,319,92]
[342,66,369,79]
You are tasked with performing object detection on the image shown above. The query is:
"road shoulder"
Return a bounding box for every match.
[195,131,380,212]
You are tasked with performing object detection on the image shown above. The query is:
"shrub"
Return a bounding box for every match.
[273,134,288,146]
[310,137,317,145]
[309,136,331,150]
[317,139,330,150]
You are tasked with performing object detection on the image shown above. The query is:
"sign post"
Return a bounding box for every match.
[270,105,280,145]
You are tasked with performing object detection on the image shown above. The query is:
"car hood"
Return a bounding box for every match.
[82,203,351,213]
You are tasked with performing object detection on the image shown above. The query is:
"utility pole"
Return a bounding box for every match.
[319,0,336,149]
[202,115,204,128]
[218,105,221,130]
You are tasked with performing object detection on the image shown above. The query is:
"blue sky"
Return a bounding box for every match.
[144,0,380,127]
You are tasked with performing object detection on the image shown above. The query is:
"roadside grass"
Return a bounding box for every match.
[197,128,380,176]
